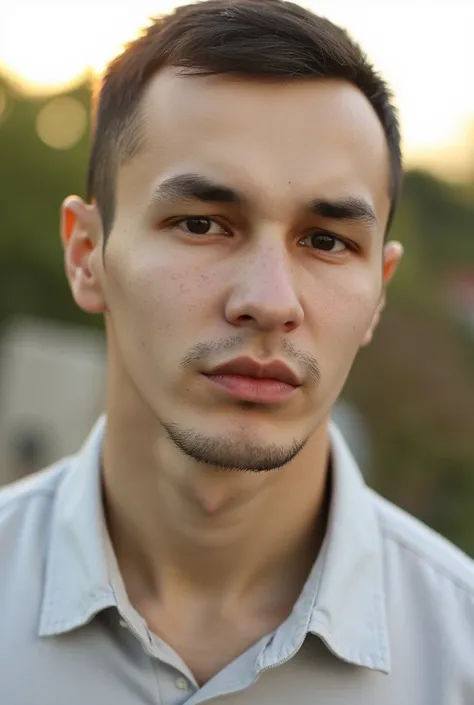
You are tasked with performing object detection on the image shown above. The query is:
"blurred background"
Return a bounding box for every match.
[0,1,474,550]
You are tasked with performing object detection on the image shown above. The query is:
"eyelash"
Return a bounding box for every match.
[166,216,357,254]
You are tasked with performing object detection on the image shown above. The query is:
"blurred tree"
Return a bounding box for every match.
[347,170,474,553]
[0,78,100,330]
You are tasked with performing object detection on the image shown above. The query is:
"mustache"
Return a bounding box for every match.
[181,337,321,384]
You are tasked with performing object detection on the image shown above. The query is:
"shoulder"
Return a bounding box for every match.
[0,460,75,680]
[0,459,73,539]
[369,488,474,689]
[0,458,75,626]
[370,488,474,600]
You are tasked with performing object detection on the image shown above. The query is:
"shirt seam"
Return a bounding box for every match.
[381,528,474,598]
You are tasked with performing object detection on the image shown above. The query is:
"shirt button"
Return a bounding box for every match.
[175,676,190,691]
[119,619,128,629]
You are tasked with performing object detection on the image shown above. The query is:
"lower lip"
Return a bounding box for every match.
[205,374,298,404]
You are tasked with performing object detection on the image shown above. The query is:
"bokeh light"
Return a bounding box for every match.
[35,97,87,150]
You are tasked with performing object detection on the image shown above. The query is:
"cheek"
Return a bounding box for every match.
[308,268,381,350]
[105,240,219,337]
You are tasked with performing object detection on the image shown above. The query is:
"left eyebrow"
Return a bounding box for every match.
[308,197,377,227]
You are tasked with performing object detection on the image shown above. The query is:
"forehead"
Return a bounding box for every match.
[121,69,391,222]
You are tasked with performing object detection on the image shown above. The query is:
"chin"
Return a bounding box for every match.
[160,414,308,472]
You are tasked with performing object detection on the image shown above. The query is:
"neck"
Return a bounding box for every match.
[102,410,330,614]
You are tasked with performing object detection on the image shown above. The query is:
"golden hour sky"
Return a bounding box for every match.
[1,0,473,179]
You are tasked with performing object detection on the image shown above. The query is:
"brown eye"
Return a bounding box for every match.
[301,232,346,253]
[175,218,227,236]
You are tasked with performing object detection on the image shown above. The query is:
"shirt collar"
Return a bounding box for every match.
[39,416,114,636]
[39,417,390,672]
[257,423,390,674]
[310,423,390,672]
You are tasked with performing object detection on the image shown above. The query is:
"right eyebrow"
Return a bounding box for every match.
[149,173,245,207]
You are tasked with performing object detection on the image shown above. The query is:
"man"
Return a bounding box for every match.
[1,0,473,702]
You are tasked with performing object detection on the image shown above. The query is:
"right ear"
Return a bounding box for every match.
[60,196,106,314]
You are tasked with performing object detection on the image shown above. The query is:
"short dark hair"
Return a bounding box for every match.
[88,0,402,239]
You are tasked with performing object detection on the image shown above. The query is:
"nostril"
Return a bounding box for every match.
[237,315,253,322]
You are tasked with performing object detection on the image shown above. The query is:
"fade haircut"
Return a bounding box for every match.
[87,0,403,240]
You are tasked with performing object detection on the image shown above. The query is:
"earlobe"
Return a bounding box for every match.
[61,196,106,314]
[362,240,403,347]
[362,293,385,346]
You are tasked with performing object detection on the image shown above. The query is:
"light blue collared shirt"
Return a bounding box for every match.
[1,417,474,704]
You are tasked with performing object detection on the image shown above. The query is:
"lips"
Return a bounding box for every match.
[203,356,302,404]
[206,357,302,387]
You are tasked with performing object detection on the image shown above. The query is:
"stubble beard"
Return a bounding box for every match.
[161,417,308,472]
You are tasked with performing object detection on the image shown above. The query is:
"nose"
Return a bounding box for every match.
[224,241,304,334]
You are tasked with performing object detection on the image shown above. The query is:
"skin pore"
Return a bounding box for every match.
[61,69,402,684]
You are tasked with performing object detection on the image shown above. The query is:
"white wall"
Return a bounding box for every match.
[0,318,106,485]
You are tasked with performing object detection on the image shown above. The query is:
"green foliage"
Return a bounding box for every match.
[1,77,474,552]
[347,171,474,553]
[0,79,101,330]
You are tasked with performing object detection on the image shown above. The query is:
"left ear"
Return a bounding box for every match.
[362,240,404,346]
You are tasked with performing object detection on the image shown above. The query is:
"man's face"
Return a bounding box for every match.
[69,70,401,471]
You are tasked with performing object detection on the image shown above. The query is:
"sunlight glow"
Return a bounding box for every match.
[0,87,6,120]
[1,0,473,176]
